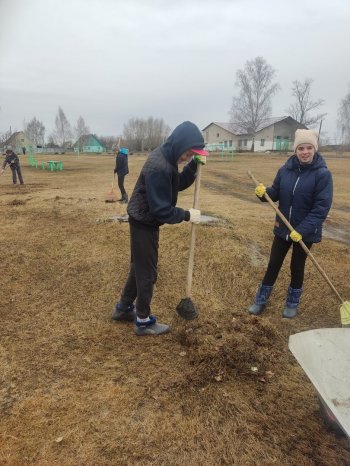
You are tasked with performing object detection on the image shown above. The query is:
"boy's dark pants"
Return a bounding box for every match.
[10,164,24,184]
[117,175,127,198]
[120,222,159,319]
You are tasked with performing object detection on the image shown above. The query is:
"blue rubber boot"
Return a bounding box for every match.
[283,286,303,319]
[112,302,136,322]
[248,284,273,316]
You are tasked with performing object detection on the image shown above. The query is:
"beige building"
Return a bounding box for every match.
[202,116,307,152]
[3,131,35,153]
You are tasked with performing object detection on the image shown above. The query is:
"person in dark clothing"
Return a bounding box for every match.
[113,147,129,203]
[248,129,333,319]
[112,121,208,336]
[1,148,24,185]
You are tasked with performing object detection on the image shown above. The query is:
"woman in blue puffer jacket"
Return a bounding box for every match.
[248,129,333,318]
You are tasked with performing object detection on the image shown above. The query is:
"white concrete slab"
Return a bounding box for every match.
[289,328,350,437]
[110,214,224,224]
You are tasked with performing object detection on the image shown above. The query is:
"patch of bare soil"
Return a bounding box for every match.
[7,199,26,206]
[203,179,256,204]
[324,219,350,245]
[246,241,269,267]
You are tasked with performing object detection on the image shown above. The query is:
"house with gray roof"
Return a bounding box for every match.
[2,131,35,153]
[202,116,308,152]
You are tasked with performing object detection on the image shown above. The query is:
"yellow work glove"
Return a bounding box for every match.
[255,183,266,198]
[290,230,302,242]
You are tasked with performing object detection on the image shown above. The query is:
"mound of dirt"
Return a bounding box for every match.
[7,199,26,206]
[174,314,282,388]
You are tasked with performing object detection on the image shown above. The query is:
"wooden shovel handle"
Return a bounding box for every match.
[247,170,343,304]
[186,164,202,298]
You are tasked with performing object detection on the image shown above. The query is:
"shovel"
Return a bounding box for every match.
[176,163,202,320]
[248,170,350,327]
[105,175,118,203]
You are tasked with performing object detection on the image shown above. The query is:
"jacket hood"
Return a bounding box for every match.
[286,152,327,171]
[161,121,205,165]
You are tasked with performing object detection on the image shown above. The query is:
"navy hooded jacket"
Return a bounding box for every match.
[127,121,205,228]
[265,153,333,243]
[2,151,20,169]
[114,151,129,176]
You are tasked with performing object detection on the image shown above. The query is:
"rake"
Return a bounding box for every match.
[105,175,118,203]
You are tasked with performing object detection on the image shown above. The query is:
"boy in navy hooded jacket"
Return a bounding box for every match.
[112,121,208,336]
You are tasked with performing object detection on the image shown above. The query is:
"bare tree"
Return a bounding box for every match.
[24,117,45,146]
[318,131,331,147]
[338,87,350,144]
[98,135,119,151]
[144,117,171,149]
[47,133,59,147]
[123,118,147,151]
[53,106,72,148]
[0,129,12,146]
[123,117,171,151]
[287,78,326,127]
[229,56,280,149]
[74,116,90,141]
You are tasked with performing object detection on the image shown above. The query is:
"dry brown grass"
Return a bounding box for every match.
[1,151,350,465]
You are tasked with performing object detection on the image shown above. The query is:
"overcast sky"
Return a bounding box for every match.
[1,0,349,141]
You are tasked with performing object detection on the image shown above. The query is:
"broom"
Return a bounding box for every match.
[105,175,118,203]
[248,170,350,327]
[0,162,11,181]
[176,163,202,320]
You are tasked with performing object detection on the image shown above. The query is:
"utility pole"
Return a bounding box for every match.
[318,119,323,145]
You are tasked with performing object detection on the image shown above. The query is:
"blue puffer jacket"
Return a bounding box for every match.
[265,153,333,243]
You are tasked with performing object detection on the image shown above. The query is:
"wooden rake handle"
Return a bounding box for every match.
[247,170,344,304]
[1,163,10,173]
[186,163,202,298]
[112,173,117,189]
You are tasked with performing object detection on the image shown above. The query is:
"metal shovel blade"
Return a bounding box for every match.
[176,298,198,320]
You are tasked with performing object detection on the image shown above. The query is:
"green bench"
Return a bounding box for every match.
[42,161,63,171]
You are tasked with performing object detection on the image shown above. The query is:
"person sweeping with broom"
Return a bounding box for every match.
[1,147,24,185]
[248,129,333,319]
[113,146,129,203]
[112,121,208,336]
